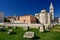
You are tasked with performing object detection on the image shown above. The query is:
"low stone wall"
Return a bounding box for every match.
[0,23,60,33]
[0,23,56,32]
[0,23,4,25]
[2,23,41,28]
[0,23,53,29]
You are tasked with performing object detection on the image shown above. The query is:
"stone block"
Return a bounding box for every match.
[39,24,45,32]
[7,29,13,34]
[23,31,35,39]
[23,26,29,31]
[14,26,18,29]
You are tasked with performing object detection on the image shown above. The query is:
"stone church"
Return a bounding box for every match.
[6,2,60,24]
[35,2,54,25]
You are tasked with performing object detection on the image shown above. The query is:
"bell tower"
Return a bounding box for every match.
[50,2,54,20]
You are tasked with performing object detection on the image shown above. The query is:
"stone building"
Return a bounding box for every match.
[7,16,14,23]
[35,13,39,19]
[39,10,48,24]
[58,18,60,23]
[18,15,36,24]
[50,2,54,20]
[48,13,51,24]
[7,15,36,24]
[35,2,54,25]
[6,2,60,24]
[7,16,20,23]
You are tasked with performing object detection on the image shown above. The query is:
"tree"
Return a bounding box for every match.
[4,17,7,22]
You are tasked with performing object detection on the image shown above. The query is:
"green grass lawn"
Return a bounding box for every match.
[0,25,60,40]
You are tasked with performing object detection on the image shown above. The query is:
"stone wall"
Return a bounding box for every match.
[3,23,41,28]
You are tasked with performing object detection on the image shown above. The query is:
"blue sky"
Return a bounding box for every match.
[0,0,60,17]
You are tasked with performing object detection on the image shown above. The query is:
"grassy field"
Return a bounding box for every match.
[0,25,60,40]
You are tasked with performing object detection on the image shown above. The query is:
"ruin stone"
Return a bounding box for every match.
[23,31,35,39]
[7,29,13,34]
[23,26,29,31]
[39,24,45,32]
[14,26,18,29]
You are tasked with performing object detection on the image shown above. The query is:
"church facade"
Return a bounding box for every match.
[35,2,54,25]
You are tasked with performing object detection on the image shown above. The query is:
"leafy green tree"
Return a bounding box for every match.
[4,17,7,22]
